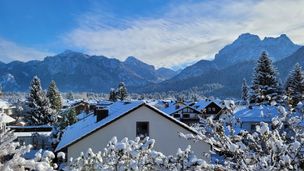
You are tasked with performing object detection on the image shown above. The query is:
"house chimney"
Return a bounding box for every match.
[95,108,109,122]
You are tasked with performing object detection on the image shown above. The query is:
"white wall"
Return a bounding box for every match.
[68,105,209,161]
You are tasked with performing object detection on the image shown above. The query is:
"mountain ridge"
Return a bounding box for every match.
[164,33,301,82]
[0,51,177,92]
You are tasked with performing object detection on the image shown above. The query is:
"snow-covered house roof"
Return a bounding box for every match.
[235,105,280,123]
[0,113,15,123]
[193,99,223,111]
[96,100,113,107]
[56,101,197,152]
[159,101,186,115]
[0,99,11,109]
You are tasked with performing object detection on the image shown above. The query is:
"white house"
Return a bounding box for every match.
[0,113,15,124]
[0,99,15,116]
[56,101,210,161]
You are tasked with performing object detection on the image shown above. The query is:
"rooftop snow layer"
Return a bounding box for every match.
[0,113,15,123]
[194,99,222,111]
[56,101,144,151]
[159,102,186,115]
[235,105,280,122]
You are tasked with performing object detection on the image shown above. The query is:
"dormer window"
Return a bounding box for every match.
[136,122,149,139]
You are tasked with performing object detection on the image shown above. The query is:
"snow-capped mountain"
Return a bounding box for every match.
[213,33,300,68]
[0,50,177,92]
[137,33,303,97]
[172,33,300,81]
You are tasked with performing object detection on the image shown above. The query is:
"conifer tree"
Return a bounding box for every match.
[109,88,117,102]
[116,82,128,101]
[47,80,62,112]
[241,79,249,104]
[250,51,280,104]
[285,63,304,106]
[27,76,54,125]
[66,92,74,101]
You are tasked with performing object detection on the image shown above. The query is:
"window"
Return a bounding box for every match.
[183,114,190,118]
[251,124,257,131]
[173,114,180,118]
[136,122,149,139]
[212,107,216,112]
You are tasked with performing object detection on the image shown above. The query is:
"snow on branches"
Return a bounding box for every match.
[66,136,219,171]
[180,103,304,170]
[0,117,56,170]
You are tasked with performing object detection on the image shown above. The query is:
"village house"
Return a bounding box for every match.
[158,99,224,125]
[159,101,202,125]
[193,99,223,118]
[9,125,53,150]
[56,101,210,161]
[234,105,280,132]
[0,99,16,116]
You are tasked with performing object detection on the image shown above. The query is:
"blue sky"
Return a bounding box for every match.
[0,0,303,69]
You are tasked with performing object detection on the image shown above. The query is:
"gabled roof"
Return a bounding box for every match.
[56,101,197,152]
[159,101,187,115]
[0,99,11,109]
[235,105,280,122]
[0,113,15,123]
[194,99,223,111]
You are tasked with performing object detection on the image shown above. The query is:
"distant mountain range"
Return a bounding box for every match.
[0,50,177,92]
[0,33,303,98]
[136,33,303,97]
[173,33,300,80]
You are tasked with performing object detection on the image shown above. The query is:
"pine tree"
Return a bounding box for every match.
[47,80,62,112]
[109,88,117,102]
[241,79,249,104]
[66,92,74,101]
[27,76,54,125]
[250,51,281,104]
[116,82,128,101]
[285,63,304,106]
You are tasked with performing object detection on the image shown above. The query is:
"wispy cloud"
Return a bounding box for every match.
[65,0,304,68]
[0,37,53,63]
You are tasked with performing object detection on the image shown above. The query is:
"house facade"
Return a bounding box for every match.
[158,101,202,125]
[158,99,224,125]
[9,125,53,150]
[193,100,223,118]
[56,101,210,161]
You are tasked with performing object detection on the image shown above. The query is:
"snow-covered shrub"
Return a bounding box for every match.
[66,137,220,171]
[3,146,56,171]
[180,102,304,170]
[0,116,56,170]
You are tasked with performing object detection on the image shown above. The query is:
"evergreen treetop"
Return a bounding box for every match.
[47,80,62,112]
[27,76,54,125]
[285,63,304,106]
[250,51,281,104]
[117,82,128,101]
